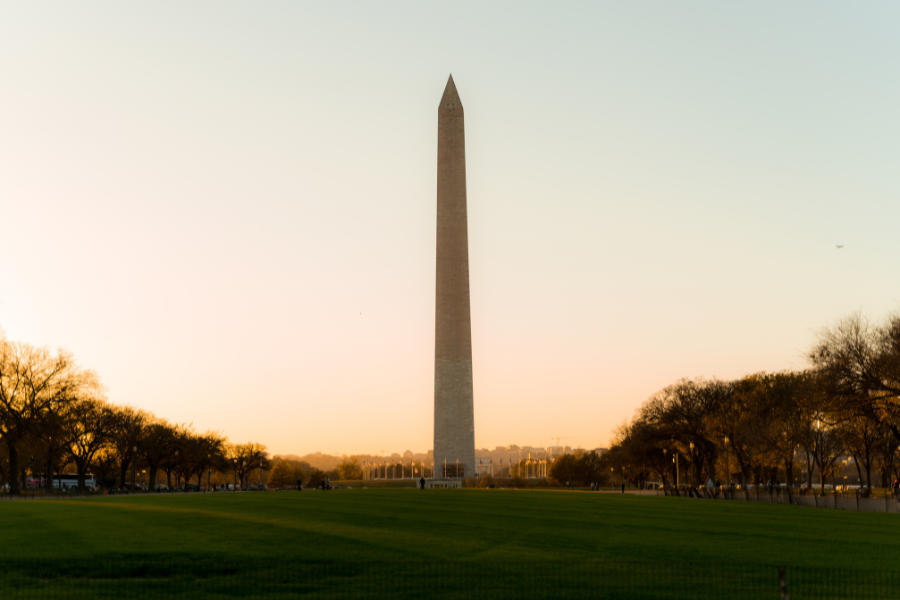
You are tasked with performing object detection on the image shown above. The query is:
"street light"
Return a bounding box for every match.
[131,446,137,493]
[689,442,695,487]
[674,453,679,488]
[663,448,668,488]
[724,436,730,491]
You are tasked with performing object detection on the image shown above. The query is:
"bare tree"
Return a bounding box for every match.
[139,419,176,490]
[109,406,149,488]
[810,312,900,442]
[843,412,879,491]
[228,442,269,488]
[0,342,88,494]
[65,398,116,491]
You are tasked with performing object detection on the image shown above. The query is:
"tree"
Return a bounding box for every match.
[91,447,119,487]
[810,421,844,493]
[140,420,176,490]
[188,431,226,489]
[267,457,312,487]
[228,442,269,488]
[476,474,494,488]
[643,378,725,486]
[843,412,879,490]
[268,460,295,488]
[306,468,326,488]
[0,342,91,494]
[109,406,149,488]
[810,311,900,443]
[35,404,73,492]
[337,457,363,480]
[548,453,580,485]
[65,398,116,491]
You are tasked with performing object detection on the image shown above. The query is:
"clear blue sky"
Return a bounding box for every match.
[2,2,898,455]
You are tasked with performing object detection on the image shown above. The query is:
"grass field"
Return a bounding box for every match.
[3,489,899,598]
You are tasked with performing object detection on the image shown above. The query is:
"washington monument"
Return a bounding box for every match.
[433,75,476,479]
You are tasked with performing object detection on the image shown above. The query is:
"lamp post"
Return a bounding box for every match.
[663,448,668,488]
[724,435,730,491]
[689,442,695,487]
[817,420,823,493]
[232,458,237,493]
[674,453,679,488]
[131,445,137,493]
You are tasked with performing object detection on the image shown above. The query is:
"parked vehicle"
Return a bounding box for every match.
[51,474,99,491]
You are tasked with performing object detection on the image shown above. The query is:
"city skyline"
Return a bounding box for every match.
[2,4,899,457]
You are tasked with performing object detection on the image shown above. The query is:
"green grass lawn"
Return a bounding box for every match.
[2,489,898,598]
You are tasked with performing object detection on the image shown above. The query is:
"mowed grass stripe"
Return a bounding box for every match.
[1,490,898,570]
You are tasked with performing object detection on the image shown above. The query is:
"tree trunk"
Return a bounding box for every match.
[44,456,56,492]
[76,461,87,492]
[118,454,129,488]
[7,440,20,495]
[805,454,814,489]
[148,465,158,491]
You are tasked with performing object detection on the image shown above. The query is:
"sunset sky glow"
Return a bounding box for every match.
[2,3,899,456]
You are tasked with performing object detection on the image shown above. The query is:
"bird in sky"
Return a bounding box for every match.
[836,245,844,249]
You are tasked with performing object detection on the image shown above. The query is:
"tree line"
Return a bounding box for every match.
[602,310,900,494]
[0,334,271,494]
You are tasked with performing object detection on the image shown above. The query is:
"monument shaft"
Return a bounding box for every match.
[434,75,475,479]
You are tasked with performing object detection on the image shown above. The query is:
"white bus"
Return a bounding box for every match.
[51,474,99,490]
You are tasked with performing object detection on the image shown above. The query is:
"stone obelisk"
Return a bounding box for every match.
[433,75,476,479]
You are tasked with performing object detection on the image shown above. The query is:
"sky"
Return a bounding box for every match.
[2,3,899,457]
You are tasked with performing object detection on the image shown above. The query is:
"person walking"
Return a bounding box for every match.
[419,476,426,490]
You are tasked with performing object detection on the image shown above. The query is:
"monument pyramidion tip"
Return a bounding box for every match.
[439,74,463,113]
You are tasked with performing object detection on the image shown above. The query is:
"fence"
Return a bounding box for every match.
[0,488,219,501]
[661,485,900,513]
[1,559,898,599]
